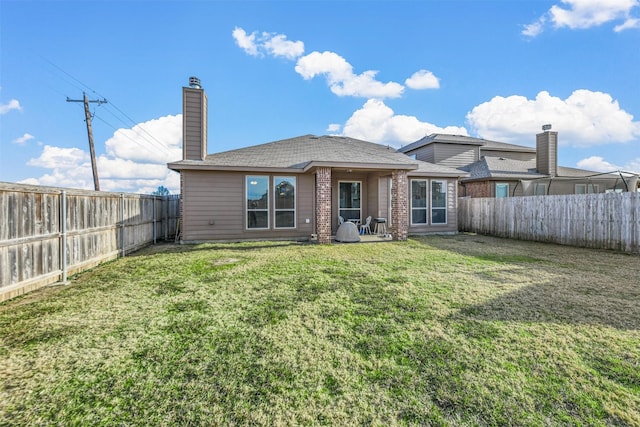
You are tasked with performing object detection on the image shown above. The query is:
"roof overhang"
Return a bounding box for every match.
[168,160,420,174]
[482,146,536,153]
[408,171,469,178]
[303,161,418,173]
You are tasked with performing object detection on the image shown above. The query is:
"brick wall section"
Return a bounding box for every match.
[463,181,491,198]
[315,167,332,244]
[391,170,409,241]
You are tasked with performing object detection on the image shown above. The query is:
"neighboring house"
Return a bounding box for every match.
[400,132,639,198]
[168,80,467,244]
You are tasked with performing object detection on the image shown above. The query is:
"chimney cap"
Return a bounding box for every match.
[189,76,201,89]
[542,124,552,131]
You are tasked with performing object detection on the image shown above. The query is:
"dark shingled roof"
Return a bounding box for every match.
[168,134,467,177]
[399,133,535,154]
[461,158,546,180]
[481,139,536,153]
[461,157,611,181]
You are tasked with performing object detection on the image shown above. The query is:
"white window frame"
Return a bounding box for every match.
[496,183,509,198]
[274,176,296,229]
[246,175,269,230]
[410,179,428,225]
[431,180,447,225]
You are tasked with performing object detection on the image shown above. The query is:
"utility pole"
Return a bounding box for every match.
[67,93,107,191]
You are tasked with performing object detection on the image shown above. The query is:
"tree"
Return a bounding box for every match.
[151,185,170,196]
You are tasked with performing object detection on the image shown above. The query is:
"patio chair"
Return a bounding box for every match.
[338,216,345,224]
[360,216,372,235]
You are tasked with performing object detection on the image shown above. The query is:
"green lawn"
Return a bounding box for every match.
[1,234,639,426]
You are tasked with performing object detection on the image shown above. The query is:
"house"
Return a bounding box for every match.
[167,79,467,244]
[399,131,639,198]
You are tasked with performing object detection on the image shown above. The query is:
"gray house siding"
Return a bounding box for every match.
[409,145,435,163]
[482,151,535,161]
[182,88,207,161]
[376,177,391,221]
[433,144,477,168]
[180,170,315,242]
[179,170,461,241]
[407,178,458,234]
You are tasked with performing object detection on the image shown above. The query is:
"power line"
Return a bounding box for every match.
[92,113,173,158]
[97,105,173,156]
[43,57,177,159]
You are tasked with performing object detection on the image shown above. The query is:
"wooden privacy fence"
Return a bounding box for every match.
[458,192,640,254]
[0,183,180,302]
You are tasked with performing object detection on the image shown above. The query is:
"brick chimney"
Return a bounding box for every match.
[182,77,207,161]
[536,124,557,176]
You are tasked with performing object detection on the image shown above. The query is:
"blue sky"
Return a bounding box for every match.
[1,0,639,194]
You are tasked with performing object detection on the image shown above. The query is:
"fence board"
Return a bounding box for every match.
[458,192,640,254]
[0,183,180,301]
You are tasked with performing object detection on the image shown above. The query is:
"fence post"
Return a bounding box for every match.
[121,193,126,257]
[164,196,169,241]
[60,190,68,283]
[153,196,157,245]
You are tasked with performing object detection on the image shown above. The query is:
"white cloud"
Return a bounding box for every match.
[405,70,440,90]
[577,155,640,174]
[340,99,468,146]
[0,99,21,114]
[550,0,638,29]
[263,34,305,59]
[234,28,418,99]
[522,18,546,37]
[23,115,183,194]
[466,90,640,146]
[577,156,621,171]
[98,157,169,179]
[524,0,640,36]
[232,27,259,56]
[27,145,90,168]
[295,51,405,98]
[232,27,304,59]
[295,51,353,81]
[614,17,640,30]
[12,133,35,145]
[326,123,341,133]
[104,114,182,163]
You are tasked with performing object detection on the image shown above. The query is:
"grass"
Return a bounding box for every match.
[1,234,639,426]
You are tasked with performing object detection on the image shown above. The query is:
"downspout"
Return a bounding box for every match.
[619,170,629,192]
[512,181,520,197]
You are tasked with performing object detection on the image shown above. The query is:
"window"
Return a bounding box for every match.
[274,177,296,228]
[247,176,269,229]
[411,180,428,224]
[575,184,599,194]
[431,180,447,224]
[339,181,361,222]
[496,183,509,198]
[534,183,547,195]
